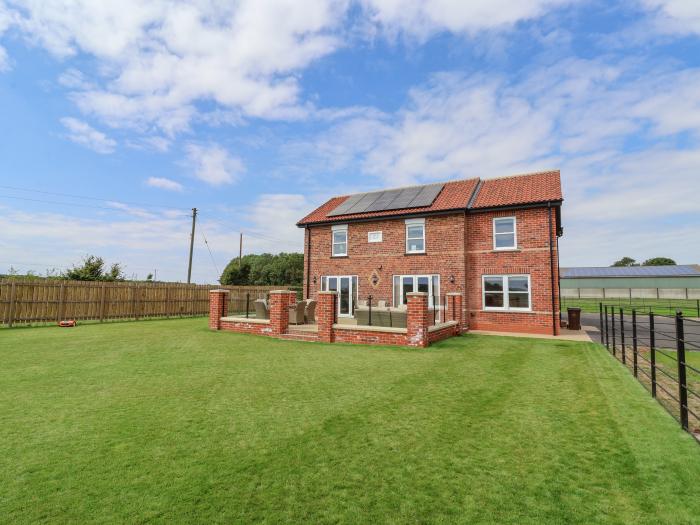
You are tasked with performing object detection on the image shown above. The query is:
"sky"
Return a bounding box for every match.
[0,0,699,283]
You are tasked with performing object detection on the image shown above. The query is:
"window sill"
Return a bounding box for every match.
[482,308,533,314]
[492,248,520,252]
[331,255,349,258]
[405,252,426,256]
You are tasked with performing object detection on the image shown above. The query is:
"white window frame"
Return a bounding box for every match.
[405,218,426,254]
[392,274,440,309]
[320,275,359,317]
[493,216,517,251]
[482,274,531,312]
[331,224,348,257]
[368,231,383,243]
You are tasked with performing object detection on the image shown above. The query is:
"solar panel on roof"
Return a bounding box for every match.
[344,191,382,214]
[409,184,444,207]
[390,187,424,209]
[364,189,401,212]
[326,183,445,217]
[327,193,365,216]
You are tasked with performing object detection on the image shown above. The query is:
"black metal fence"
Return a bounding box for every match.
[600,303,700,442]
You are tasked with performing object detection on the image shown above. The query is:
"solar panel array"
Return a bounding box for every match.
[561,265,700,278]
[328,183,445,217]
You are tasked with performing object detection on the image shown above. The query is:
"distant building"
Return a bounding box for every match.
[560,265,700,300]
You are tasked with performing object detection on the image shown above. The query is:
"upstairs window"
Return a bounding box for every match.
[332,224,348,256]
[405,218,425,254]
[493,217,517,250]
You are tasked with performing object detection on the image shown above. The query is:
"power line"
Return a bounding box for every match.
[0,184,191,211]
[0,194,191,217]
[200,230,220,278]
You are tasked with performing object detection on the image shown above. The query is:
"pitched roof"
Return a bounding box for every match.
[470,170,562,209]
[297,170,562,226]
[561,265,700,279]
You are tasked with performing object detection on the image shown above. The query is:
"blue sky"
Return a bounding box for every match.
[0,0,699,283]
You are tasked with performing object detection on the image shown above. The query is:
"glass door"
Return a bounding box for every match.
[321,275,357,318]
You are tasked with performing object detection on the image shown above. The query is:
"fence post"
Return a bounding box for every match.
[649,312,657,398]
[697,299,699,318]
[604,305,609,350]
[368,295,373,326]
[7,281,16,328]
[246,293,250,319]
[99,283,106,322]
[57,282,65,323]
[611,307,616,357]
[619,308,626,365]
[632,309,638,378]
[675,311,689,431]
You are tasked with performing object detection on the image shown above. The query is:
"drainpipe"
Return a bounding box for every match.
[548,202,557,336]
[305,225,311,300]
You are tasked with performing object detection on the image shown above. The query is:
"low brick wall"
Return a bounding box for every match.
[469,310,555,335]
[220,317,273,336]
[210,289,463,348]
[333,325,408,346]
[428,321,460,343]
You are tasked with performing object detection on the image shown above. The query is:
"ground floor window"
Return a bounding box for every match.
[482,274,531,311]
[392,274,440,308]
[321,275,359,317]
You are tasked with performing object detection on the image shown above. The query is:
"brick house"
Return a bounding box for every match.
[297,170,563,336]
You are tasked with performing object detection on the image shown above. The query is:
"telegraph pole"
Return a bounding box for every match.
[239,233,243,267]
[187,207,197,283]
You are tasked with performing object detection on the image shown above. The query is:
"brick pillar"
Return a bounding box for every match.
[407,292,429,348]
[269,290,293,335]
[446,292,463,333]
[317,291,336,343]
[209,289,230,330]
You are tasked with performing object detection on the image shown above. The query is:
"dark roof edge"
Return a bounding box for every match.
[296,207,467,228]
[467,199,563,214]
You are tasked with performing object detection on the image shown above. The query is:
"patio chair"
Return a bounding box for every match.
[377,300,387,308]
[254,299,269,319]
[304,300,317,324]
[289,301,306,324]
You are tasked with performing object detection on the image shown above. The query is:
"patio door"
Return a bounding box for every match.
[321,275,358,317]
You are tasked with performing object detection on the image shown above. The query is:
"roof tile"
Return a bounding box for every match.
[470,170,562,209]
[297,170,562,225]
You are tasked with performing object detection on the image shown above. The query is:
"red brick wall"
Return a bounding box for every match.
[220,319,273,336]
[466,207,560,335]
[209,290,229,330]
[428,323,460,343]
[333,328,409,346]
[303,213,467,321]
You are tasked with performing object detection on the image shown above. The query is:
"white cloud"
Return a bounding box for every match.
[4,0,348,134]
[60,116,116,154]
[0,0,578,135]
[359,0,575,40]
[642,0,700,35]
[185,143,245,186]
[146,177,183,192]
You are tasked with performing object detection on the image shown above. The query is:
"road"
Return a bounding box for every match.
[563,312,700,350]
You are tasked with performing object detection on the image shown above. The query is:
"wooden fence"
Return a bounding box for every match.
[0,280,282,327]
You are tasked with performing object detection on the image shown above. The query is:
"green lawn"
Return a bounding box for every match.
[561,297,700,317]
[1,319,700,524]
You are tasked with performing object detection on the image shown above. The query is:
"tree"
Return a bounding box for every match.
[642,257,676,266]
[63,255,125,281]
[220,261,251,285]
[219,253,303,286]
[611,257,638,267]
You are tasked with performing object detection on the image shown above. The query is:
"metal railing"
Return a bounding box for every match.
[600,303,700,442]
